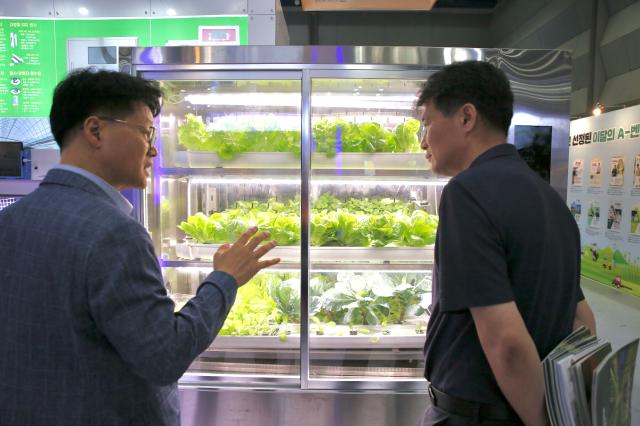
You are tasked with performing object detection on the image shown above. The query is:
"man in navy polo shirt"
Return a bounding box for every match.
[417,60,596,425]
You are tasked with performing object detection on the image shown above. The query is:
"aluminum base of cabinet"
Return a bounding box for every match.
[179,387,427,426]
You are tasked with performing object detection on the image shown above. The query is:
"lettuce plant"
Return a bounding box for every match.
[177,114,421,160]
[178,195,438,248]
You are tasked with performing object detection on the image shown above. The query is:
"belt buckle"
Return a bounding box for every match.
[428,385,437,405]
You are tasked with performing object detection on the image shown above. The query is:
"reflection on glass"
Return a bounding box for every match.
[310,79,425,171]
[165,269,301,377]
[152,77,302,380]
[309,271,431,379]
[158,79,302,169]
[309,78,440,381]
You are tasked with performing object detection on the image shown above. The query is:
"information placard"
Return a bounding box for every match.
[568,105,640,298]
[0,19,56,117]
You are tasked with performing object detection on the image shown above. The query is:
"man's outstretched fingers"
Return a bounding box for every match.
[234,227,258,246]
[257,258,281,269]
[253,240,278,258]
[246,231,271,250]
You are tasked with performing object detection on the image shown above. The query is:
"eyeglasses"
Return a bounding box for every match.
[98,117,157,148]
[418,122,428,141]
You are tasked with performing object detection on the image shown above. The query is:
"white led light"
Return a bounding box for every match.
[180,177,447,186]
[185,93,300,107]
[187,177,301,185]
[77,7,89,15]
[166,8,177,16]
[312,179,447,186]
[184,93,416,110]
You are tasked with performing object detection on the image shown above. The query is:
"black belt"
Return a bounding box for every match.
[428,385,521,422]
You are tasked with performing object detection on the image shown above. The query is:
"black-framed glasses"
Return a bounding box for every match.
[98,117,157,148]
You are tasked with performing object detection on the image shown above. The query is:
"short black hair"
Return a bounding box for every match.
[417,60,513,136]
[49,68,163,149]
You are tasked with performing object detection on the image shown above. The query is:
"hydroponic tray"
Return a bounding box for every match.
[172,151,429,170]
[186,361,423,378]
[175,243,434,264]
[209,332,426,351]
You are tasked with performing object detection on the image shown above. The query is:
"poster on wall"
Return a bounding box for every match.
[569,104,640,298]
[0,19,57,118]
[0,16,248,146]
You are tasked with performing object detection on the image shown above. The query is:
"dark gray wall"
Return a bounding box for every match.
[284,0,640,117]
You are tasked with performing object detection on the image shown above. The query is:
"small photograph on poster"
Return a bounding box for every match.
[571,159,584,186]
[634,155,640,188]
[570,199,582,223]
[590,158,602,187]
[607,201,623,231]
[587,201,600,228]
[609,157,625,187]
[631,205,640,235]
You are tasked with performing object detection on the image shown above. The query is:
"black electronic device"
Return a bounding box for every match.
[0,142,24,177]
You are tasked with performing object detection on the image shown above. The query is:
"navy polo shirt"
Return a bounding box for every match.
[424,143,583,405]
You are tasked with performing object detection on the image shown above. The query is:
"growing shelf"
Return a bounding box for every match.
[175,242,434,265]
[172,151,430,171]
[208,332,427,351]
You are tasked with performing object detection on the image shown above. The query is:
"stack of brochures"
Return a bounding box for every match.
[543,326,639,426]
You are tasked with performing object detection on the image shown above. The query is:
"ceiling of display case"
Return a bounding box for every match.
[161,78,424,111]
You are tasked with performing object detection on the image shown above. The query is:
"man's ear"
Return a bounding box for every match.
[460,103,477,130]
[83,116,102,147]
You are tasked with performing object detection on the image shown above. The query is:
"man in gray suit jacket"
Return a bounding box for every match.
[0,69,280,425]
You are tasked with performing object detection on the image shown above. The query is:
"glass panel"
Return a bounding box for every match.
[309,78,447,381]
[148,77,302,381]
[163,268,301,378]
[157,79,302,170]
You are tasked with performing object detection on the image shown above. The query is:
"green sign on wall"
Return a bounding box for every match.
[0,16,249,119]
[150,16,248,46]
[0,19,57,117]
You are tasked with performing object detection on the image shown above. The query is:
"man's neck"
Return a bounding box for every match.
[59,149,120,190]
[452,133,507,176]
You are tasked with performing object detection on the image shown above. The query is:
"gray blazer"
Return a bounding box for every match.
[0,169,237,425]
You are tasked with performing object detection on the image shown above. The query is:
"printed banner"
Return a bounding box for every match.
[0,19,57,117]
[568,105,640,297]
[0,16,249,119]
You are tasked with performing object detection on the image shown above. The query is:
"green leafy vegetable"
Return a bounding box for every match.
[268,278,301,324]
[177,115,422,160]
[179,195,438,247]
[218,272,431,334]
[394,118,421,152]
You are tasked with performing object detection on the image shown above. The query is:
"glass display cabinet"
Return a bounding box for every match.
[121,46,571,426]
